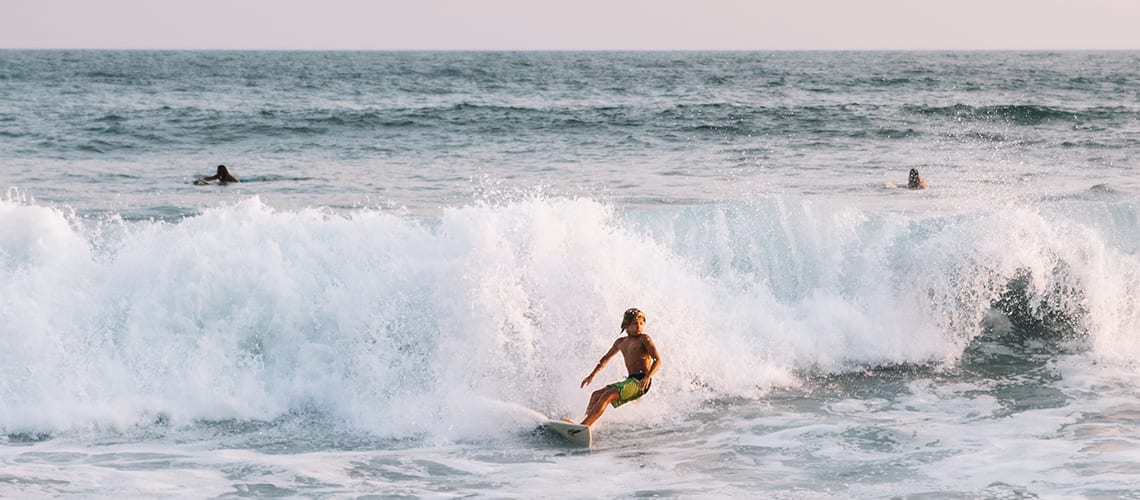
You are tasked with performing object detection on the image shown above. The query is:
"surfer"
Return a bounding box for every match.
[569,307,662,427]
[907,168,928,190]
[196,165,241,184]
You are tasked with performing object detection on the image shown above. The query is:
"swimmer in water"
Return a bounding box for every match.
[196,165,240,184]
[907,168,928,190]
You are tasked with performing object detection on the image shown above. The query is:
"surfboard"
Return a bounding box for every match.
[541,419,591,447]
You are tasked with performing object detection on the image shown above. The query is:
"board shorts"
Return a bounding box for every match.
[607,373,651,408]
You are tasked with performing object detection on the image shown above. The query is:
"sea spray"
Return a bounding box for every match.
[3,194,1140,441]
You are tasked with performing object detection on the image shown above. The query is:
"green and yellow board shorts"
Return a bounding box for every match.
[607,374,651,408]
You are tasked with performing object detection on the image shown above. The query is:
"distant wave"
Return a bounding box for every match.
[906,104,1070,125]
[904,104,1131,125]
[1037,183,1123,203]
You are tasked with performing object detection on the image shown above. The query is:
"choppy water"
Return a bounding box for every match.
[2,50,1140,498]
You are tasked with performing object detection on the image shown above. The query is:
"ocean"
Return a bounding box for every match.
[2,50,1140,498]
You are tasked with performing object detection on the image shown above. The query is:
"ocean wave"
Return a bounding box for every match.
[36,101,901,145]
[3,195,1140,436]
[904,104,1132,125]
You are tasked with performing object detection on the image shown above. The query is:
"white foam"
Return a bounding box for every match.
[2,194,1140,442]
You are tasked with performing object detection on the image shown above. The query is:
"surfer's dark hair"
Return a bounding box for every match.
[213,165,239,183]
[621,308,644,331]
[908,168,921,187]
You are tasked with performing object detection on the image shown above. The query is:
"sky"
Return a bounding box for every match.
[1,0,1137,51]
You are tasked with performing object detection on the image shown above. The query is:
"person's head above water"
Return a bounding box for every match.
[907,168,927,189]
[621,308,645,332]
[214,165,239,183]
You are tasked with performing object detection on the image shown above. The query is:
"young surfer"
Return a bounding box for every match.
[569,307,662,427]
[196,165,241,184]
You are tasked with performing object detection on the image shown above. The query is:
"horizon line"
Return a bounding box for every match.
[3,47,1139,52]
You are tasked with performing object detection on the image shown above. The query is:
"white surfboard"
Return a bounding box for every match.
[541,420,591,447]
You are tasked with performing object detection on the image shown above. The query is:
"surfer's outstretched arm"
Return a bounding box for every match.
[581,341,620,388]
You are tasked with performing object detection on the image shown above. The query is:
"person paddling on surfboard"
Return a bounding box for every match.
[195,164,241,185]
[568,308,662,427]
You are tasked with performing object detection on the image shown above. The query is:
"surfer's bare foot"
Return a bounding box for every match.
[561,417,575,424]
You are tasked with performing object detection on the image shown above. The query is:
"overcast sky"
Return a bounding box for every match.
[2,0,1137,51]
